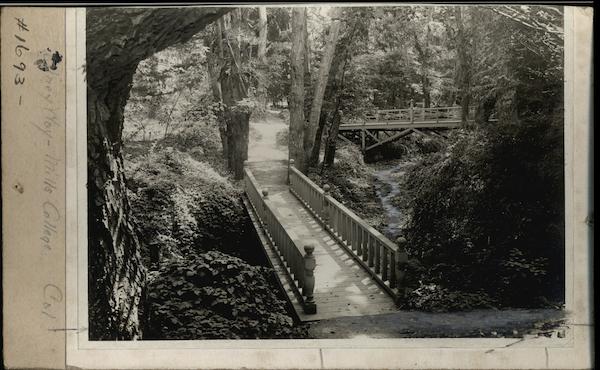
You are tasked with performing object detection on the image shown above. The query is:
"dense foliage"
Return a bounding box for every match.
[308,144,387,228]
[123,128,302,339]
[403,119,564,309]
[143,250,306,339]
[393,6,565,311]
[115,5,565,338]
[125,147,251,266]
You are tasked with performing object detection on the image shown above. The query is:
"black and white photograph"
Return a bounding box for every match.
[85,4,568,342]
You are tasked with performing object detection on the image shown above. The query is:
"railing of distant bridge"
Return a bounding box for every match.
[244,166,317,314]
[355,105,478,125]
[288,161,407,300]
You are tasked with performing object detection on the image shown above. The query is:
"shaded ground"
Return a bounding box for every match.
[307,309,566,339]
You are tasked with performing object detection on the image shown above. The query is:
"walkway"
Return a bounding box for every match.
[245,160,397,321]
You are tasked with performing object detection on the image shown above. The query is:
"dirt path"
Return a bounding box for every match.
[307,308,566,339]
[248,110,288,162]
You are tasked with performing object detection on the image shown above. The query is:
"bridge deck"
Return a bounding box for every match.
[246,161,397,321]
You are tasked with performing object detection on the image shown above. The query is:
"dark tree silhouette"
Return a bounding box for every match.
[86,7,228,340]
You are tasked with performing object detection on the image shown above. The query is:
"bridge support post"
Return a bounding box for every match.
[302,245,317,314]
[361,129,366,152]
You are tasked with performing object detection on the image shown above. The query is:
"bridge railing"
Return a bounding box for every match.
[289,162,407,300]
[348,105,481,126]
[244,166,317,314]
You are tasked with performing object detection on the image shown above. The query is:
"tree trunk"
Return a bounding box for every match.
[289,7,307,172]
[257,6,268,108]
[309,110,330,166]
[215,8,251,179]
[323,110,343,167]
[86,7,228,340]
[207,21,229,160]
[206,54,223,102]
[303,8,313,120]
[305,8,341,168]
[413,32,432,108]
[422,75,431,108]
[321,21,356,169]
[455,6,472,126]
[220,58,250,180]
[303,8,311,77]
[224,109,250,177]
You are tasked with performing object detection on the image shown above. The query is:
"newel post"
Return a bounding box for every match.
[261,189,269,223]
[409,98,414,123]
[288,158,295,184]
[395,237,409,292]
[322,184,330,225]
[242,160,248,190]
[303,245,317,314]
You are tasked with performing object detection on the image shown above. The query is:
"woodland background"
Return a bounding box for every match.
[86,5,565,340]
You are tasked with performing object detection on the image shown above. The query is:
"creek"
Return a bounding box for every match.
[371,160,414,240]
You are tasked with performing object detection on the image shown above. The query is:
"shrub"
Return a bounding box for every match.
[157,122,227,176]
[275,128,289,147]
[404,119,564,308]
[126,148,251,265]
[365,133,445,162]
[401,283,497,312]
[277,109,290,121]
[309,144,386,229]
[143,250,306,339]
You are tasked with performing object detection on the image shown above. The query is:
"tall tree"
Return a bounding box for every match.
[289,7,307,172]
[257,6,268,108]
[306,7,342,167]
[220,8,251,179]
[207,19,229,158]
[323,30,356,167]
[455,6,471,125]
[321,8,372,167]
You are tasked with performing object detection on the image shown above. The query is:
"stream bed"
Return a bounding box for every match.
[371,160,415,240]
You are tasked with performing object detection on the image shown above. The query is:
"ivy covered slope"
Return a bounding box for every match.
[402,120,564,311]
[123,129,303,339]
[308,144,387,229]
[143,251,305,339]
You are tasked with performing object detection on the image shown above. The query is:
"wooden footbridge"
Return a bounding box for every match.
[338,105,496,152]
[243,159,408,321]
